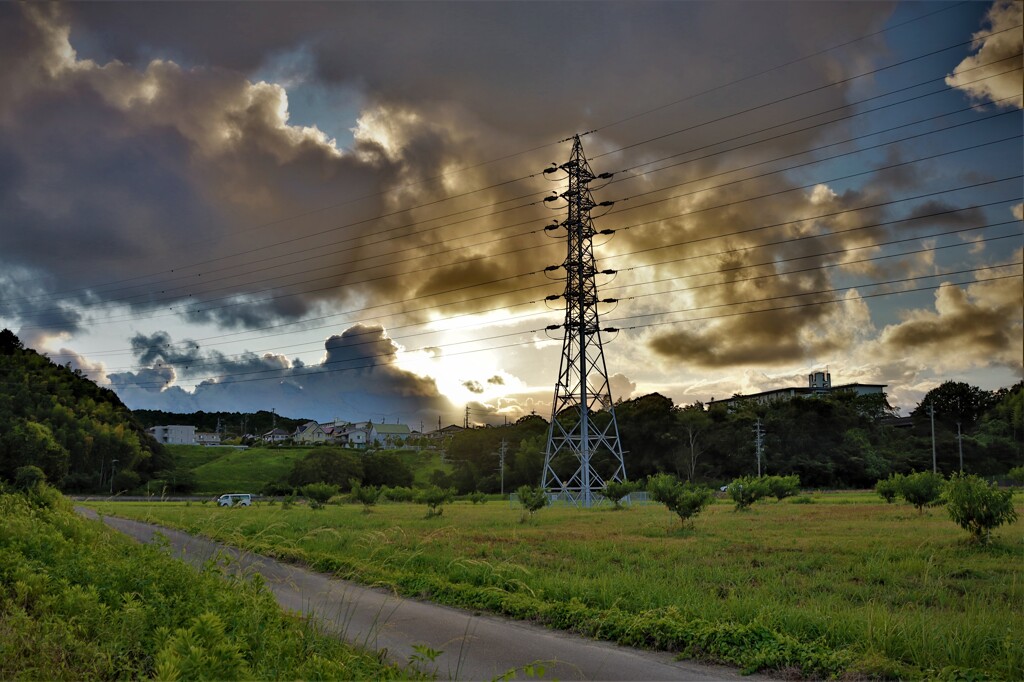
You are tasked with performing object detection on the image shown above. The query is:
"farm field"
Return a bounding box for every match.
[87,491,1024,680]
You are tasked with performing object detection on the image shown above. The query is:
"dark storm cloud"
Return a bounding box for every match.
[110,325,454,421]
[463,380,484,394]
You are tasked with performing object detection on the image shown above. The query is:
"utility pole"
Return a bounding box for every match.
[464,405,470,430]
[957,422,963,473]
[499,439,507,495]
[930,403,936,473]
[541,134,627,508]
[754,418,765,477]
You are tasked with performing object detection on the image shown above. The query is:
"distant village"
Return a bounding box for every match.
[148,419,468,449]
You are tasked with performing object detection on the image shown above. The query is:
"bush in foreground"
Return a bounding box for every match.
[944,472,1018,544]
[646,473,715,527]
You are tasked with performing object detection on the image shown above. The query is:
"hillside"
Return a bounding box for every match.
[0,329,171,491]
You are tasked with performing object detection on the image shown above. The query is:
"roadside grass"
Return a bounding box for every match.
[87,492,1024,680]
[0,488,412,680]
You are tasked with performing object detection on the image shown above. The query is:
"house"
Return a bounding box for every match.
[336,422,371,448]
[261,428,291,443]
[195,432,221,445]
[708,371,887,410]
[369,422,412,447]
[293,421,328,445]
[148,425,196,445]
[428,424,465,440]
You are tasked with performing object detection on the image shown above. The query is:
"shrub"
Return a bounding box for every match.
[601,480,637,509]
[417,485,454,517]
[301,482,339,505]
[898,471,945,513]
[13,465,46,490]
[516,485,548,522]
[875,473,903,504]
[349,480,381,512]
[944,472,1018,544]
[1007,466,1024,486]
[726,476,769,511]
[646,473,715,527]
[383,486,414,502]
[468,491,487,505]
[765,474,800,501]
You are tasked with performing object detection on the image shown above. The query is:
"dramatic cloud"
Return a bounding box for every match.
[107,325,453,422]
[874,266,1024,373]
[946,0,1024,109]
[2,1,1018,420]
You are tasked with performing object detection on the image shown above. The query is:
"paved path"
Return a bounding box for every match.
[78,508,766,681]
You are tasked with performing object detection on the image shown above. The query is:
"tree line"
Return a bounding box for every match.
[442,381,1023,493]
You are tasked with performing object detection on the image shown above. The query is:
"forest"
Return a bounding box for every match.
[0,329,171,491]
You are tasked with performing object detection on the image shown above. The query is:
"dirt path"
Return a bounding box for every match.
[78,508,767,681]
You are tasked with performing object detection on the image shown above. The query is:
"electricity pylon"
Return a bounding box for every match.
[541,134,626,507]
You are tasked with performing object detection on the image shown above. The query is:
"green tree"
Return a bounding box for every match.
[875,473,903,503]
[646,473,715,527]
[302,482,339,505]
[898,471,945,513]
[765,474,800,501]
[349,480,381,512]
[417,485,454,517]
[362,451,414,488]
[944,472,1018,543]
[726,475,769,511]
[601,480,637,509]
[288,448,363,489]
[516,484,548,522]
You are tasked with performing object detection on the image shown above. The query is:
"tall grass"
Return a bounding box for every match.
[0,487,411,680]
[88,492,1024,679]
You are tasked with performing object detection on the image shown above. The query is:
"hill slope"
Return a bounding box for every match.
[0,329,171,491]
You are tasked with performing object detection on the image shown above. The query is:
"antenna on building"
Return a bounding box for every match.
[541,134,627,508]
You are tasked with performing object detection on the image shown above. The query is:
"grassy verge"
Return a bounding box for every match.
[1,486,412,680]
[86,492,1024,680]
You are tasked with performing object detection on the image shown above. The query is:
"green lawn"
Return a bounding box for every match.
[87,491,1024,679]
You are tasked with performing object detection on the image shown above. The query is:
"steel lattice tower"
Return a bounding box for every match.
[541,135,626,507]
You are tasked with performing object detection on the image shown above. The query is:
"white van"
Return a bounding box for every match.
[217,493,252,507]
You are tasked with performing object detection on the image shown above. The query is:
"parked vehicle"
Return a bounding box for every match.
[217,493,252,507]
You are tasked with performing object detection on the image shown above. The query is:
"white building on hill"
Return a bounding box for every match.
[707,371,886,410]
[148,425,196,445]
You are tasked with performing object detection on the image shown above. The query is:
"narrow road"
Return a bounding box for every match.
[79,508,766,681]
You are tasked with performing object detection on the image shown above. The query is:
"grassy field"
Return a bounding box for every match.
[167,445,450,495]
[189,446,310,494]
[1,487,410,680]
[87,491,1024,679]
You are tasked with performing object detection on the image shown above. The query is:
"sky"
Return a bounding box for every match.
[0,1,1021,428]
